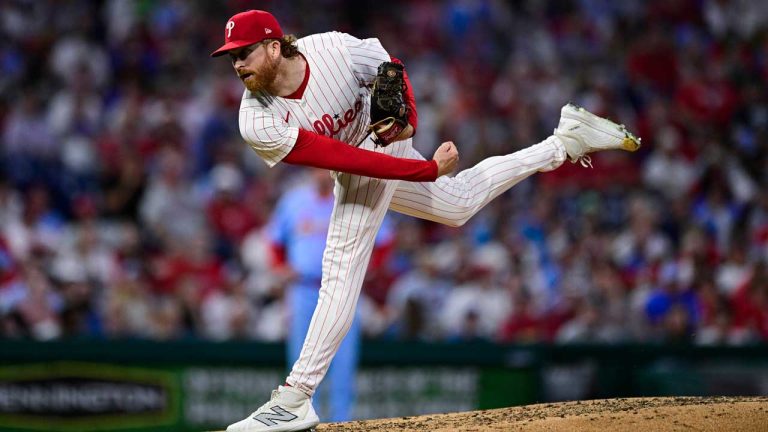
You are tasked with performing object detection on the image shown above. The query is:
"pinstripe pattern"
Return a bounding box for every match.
[238,32,384,167]
[389,136,566,227]
[287,137,407,395]
[236,31,568,398]
[286,136,566,396]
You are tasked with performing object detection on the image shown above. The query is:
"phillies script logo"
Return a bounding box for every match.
[313,100,363,137]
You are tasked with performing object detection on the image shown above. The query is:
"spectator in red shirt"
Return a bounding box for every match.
[498,290,541,343]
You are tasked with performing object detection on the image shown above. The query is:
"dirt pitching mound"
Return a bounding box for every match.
[320,396,768,431]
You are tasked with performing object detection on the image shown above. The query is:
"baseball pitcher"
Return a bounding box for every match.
[211,9,640,432]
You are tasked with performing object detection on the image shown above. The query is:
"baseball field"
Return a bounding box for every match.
[312,397,768,431]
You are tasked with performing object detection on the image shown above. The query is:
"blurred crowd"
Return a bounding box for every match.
[1,0,767,345]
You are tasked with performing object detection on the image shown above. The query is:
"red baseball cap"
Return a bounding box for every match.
[210,10,283,57]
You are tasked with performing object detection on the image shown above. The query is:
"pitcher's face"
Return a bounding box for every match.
[230,41,281,93]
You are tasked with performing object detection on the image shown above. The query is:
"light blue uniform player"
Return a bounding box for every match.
[269,169,392,421]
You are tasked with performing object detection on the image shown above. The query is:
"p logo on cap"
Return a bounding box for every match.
[210,10,284,57]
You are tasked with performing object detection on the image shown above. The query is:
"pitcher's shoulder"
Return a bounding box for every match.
[297,32,349,53]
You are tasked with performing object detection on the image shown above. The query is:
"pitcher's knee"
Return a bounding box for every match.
[441,216,469,227]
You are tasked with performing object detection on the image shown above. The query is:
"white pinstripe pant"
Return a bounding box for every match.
[286,135,566,396]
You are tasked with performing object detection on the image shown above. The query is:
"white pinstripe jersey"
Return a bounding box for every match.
[238,32,390,167]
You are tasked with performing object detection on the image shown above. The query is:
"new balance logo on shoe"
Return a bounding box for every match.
[252,406,298,426]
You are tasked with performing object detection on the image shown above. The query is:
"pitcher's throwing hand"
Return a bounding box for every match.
[433,141,459,177]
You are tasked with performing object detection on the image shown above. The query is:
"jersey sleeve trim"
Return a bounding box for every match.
[239,107,300,168]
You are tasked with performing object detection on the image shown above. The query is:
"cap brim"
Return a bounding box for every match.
[210,40,255,57]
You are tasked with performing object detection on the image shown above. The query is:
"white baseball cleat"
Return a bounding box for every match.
[554,102,641,168]
[226,385,320,432]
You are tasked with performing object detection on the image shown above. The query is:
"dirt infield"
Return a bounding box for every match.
[319,396,768,431]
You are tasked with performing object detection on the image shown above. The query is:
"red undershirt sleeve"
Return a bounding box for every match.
[282,129,438,182]
[390,57,418,134]
[270,243,287,267]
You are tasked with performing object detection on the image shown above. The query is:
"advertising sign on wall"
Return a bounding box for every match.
[0,362,179,431]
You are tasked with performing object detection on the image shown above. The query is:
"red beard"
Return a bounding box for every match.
[241,55,280,93]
